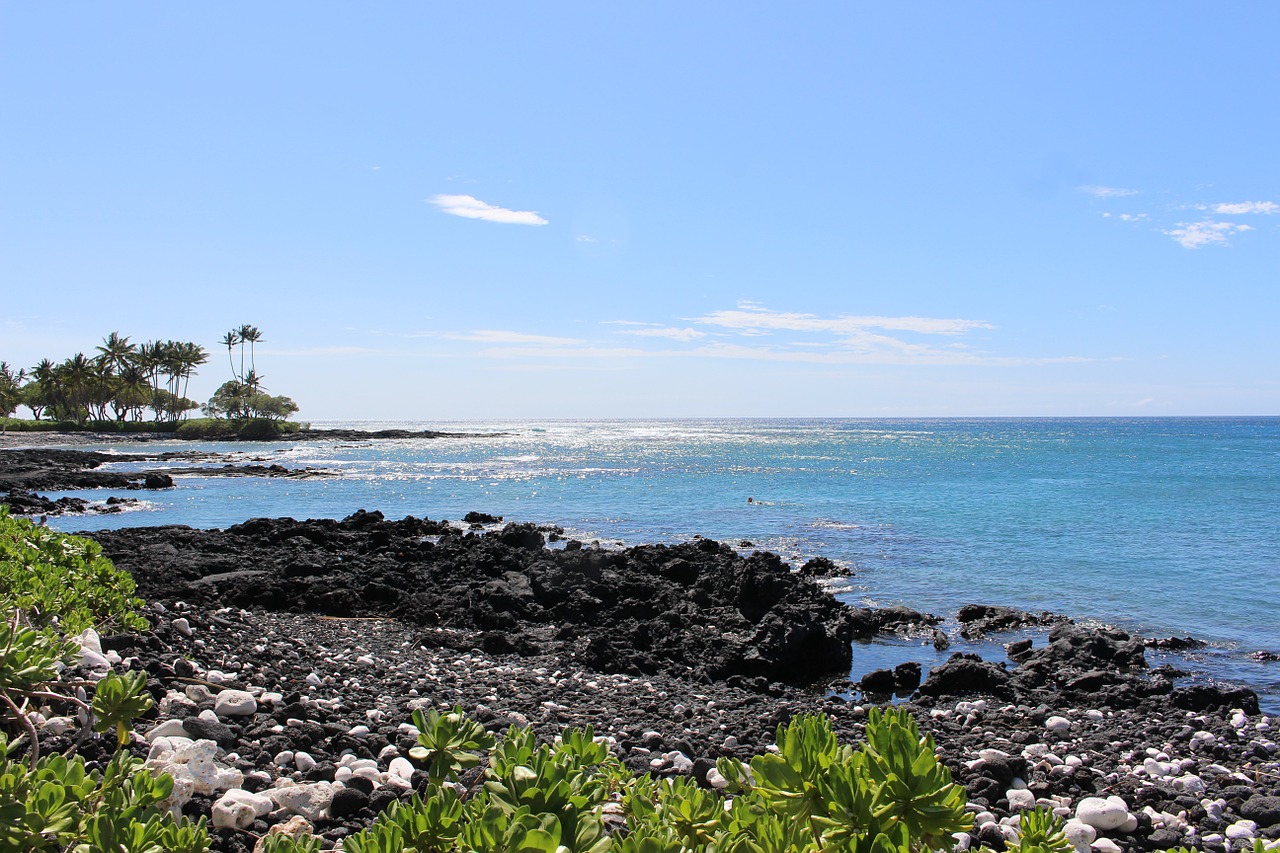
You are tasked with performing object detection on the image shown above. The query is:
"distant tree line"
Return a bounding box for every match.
[0,325,298,427]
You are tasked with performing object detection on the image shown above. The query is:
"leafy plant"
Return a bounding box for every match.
[409,705,497,786]
[259,831,324,853]
[0,732,209,853]
[0,508,149,635]
[91,669,154,748]
[1004,806,1072,853]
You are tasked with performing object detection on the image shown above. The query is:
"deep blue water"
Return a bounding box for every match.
[43,417,1280,709]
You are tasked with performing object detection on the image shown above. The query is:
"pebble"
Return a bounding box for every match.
[213,688,257,717]
[388,757,415,781]
[1075,796,1131,831]
[1045,716,1071,735]
[172,618,192,636]
[211,788,273,830]
[294,751,317,772]
[1007,789,1036,810]
[269,782,334,821]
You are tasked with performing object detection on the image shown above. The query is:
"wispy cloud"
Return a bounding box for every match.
[477,341,1089,368]
[618,326,706,342]
[1212,201,1278,215]
[424,303,1088,368]
[1163,220,1254,249]
[1079,185,1140,199]
[691,303,992,336]
[429,194,548,226]
[451,330,581,345]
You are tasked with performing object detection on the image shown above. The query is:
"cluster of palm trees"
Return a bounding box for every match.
[220,324,264,390]
[4,333,209,424]
[204,325,298,421]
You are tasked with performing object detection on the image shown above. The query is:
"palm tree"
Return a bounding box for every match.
[220,330,240,382]
[61,353,93,423]
[236,324,253,383]
[115,364,151,421]
[240,326,263,376]
[135,341,165,419]
[0,362,26,427]
[94,332,135,376]
[89,359,115,421]
[177,342,208,418]
[25,358,56,420]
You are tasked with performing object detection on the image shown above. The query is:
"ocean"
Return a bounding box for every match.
[46,417,1280,710]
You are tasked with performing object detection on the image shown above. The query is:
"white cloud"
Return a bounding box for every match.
[1118,213,1149,222]
[429,194,548,225]
[434,304,1087,369]
[691,304,992,336]
[619,326,706,342]
[454,330,582,345]
[1163,220,1254,249]
[477,341,1087,367]
[1079,185,1140,199]
[1212,201,1279,215]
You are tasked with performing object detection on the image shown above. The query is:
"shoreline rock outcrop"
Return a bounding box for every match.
[91,512,856,688]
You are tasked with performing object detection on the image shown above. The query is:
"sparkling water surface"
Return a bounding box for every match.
[47,417,1280,709]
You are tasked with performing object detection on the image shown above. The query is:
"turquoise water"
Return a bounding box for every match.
[47,417,1280,707]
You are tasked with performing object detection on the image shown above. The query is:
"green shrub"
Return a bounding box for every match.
[0,509,149,767]
[0,733,209,853]
[345,709,979,853]
[0,418,179,434]
[174,417,304,439]
[0,508,204,852]
[174,417,237,438]
[0,508,149,636]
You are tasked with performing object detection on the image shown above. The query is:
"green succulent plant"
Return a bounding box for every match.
[410,705,498,785]
[91,669,155,748]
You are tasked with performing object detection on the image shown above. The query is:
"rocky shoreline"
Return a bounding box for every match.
[7,443,1278,852]
[0,447,330,516]
[34,511,1272,853]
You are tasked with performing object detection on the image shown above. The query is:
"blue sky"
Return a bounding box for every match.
[2,3,1277,418]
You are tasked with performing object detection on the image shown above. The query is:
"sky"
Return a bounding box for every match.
[2,3,1277,419]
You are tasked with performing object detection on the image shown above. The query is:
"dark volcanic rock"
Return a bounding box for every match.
[1008,623,1149,705]
[1145,636,1207,651]
[2,488,142,517]
[464,511,503,524]
[893,661,922,690]
[847,605,941,638]
[0,448,325,505]
[955,603,1065,638]
[143,472,175,489]
[1241,796,1280,828]
[917,653,1012,698]
[1171,684,1261,715]
[859,668,898,694]
[91,515,855,687]
[798,556,841,577]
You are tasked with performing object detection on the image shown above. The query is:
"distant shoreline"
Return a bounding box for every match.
[0,426,507,447]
